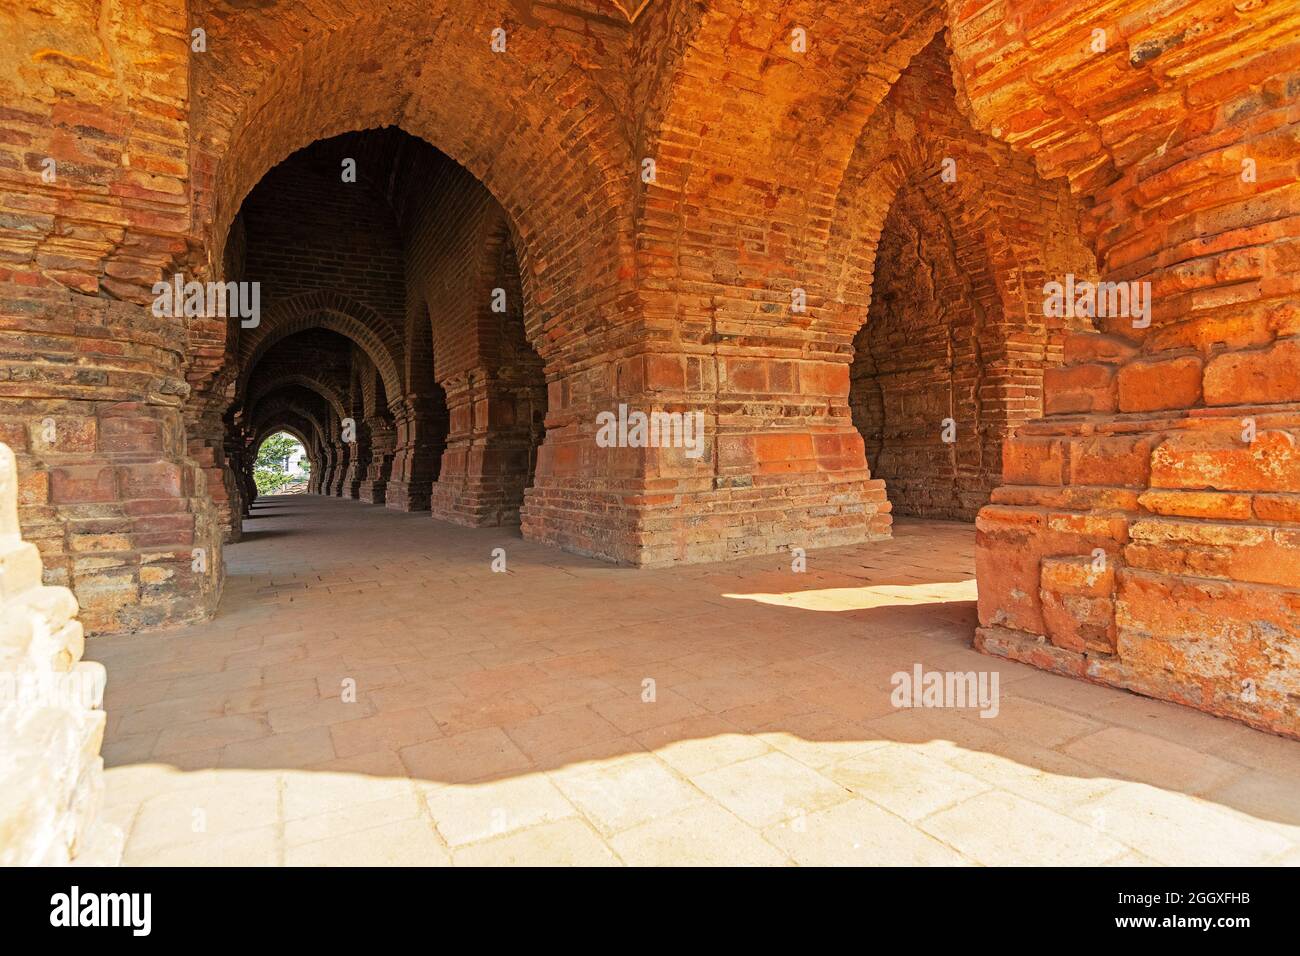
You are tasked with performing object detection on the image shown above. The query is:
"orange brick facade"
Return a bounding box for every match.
[1,0,1297,737]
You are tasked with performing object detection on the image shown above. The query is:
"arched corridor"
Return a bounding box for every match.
[211,129,547,533]
[2,0,1299,867]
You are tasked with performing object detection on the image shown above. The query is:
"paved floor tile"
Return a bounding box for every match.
[84,497,1300,866]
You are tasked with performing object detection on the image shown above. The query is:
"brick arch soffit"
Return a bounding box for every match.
[249,405,326,455]
[496,218,543,377]
[249,395,329,446]
[345,348,366,417]
[418,202,535,390]
[637,1,946,279]
[234,292,404,414]
[247,386,331,433]
[193,3,636,362]
[403,295,435,397]
[471,209,529,377]
[358,358,390,422]
[246,373,348,424]
[826,124,1053,342]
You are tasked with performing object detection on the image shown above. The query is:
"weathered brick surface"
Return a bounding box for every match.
[0,0,1296,738]
[958,0,1300,736]
[847,37,1094,520]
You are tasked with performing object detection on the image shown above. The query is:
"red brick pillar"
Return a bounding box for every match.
[429,371,541,526]
[0,302,226,634]
[952,0,1300,736]
[230,430,253,519]
[307,449,325,495]
[327,440,349,497]
[218,432,247,534]
[358,417,395,504]
[191,436,236,537]
[341,429,370,500]
[385,396,446,512]
[232,432,256,509]
[184,399,240,541]
[710,352,893,558]
[517,340,888,565]
[0,0,224,634]
[316,443,337,497]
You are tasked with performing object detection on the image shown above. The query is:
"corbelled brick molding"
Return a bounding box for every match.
[0,444,121,866]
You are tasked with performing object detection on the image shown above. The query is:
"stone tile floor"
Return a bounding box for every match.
[86,495,1300,866]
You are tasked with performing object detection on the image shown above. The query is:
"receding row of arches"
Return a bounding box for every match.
[194,129,549,535]
[5,0,1292,730]
[201,33,1094,544]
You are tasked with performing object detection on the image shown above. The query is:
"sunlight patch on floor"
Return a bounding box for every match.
[722,579,978,612]
[101,725,1300,866]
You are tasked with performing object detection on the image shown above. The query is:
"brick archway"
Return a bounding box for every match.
[249,416,323,499]
[186,2,645,556]
[532,0,953,565]
[192,2,636,363]
[246,389,336,495]
[246,392,331,448]
[250,422,318,479]
[252,422,316,457]
[234,293,404,411]
[824,33,1096,521]
[428,211,549,527]
[247,373,349,425]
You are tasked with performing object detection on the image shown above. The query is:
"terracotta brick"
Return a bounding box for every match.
[1040,554,1115,598]
[1063,332,1138,366]
[1138,490,1253,521]
[50,466,117,504]
[1253,494,1300,524]
[1069,436,1152,488]
[1044,364,1117,415]
[1117,356,1203,412]
[1151,431,1300,493]
[1204,338,1300,406]
[1003,437,1065,486]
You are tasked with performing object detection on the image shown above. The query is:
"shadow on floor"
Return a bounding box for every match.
[86,494,1300,864]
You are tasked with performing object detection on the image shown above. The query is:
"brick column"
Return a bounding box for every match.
[385,396,446,512]
[228,432,253,520]
[341,427,370,499]
[315,443,336,497]
[517,337,888,566]
[358,417,395,504]
[327,440,349,497]
[429,371,541,526]
[187,406,243,542]
[0,295,227,634]
[0,0,225,634]
[307,453,324,495]
[951,0,1300,737]
[305,436,323,495]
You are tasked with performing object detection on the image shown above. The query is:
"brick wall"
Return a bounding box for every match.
[240,147,407,337]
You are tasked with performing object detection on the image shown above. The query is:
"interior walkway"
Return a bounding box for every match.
[85,495,1300,865]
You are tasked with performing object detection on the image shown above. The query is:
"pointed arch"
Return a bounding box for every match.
[235,292,404,409]
[246,373,349,424]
